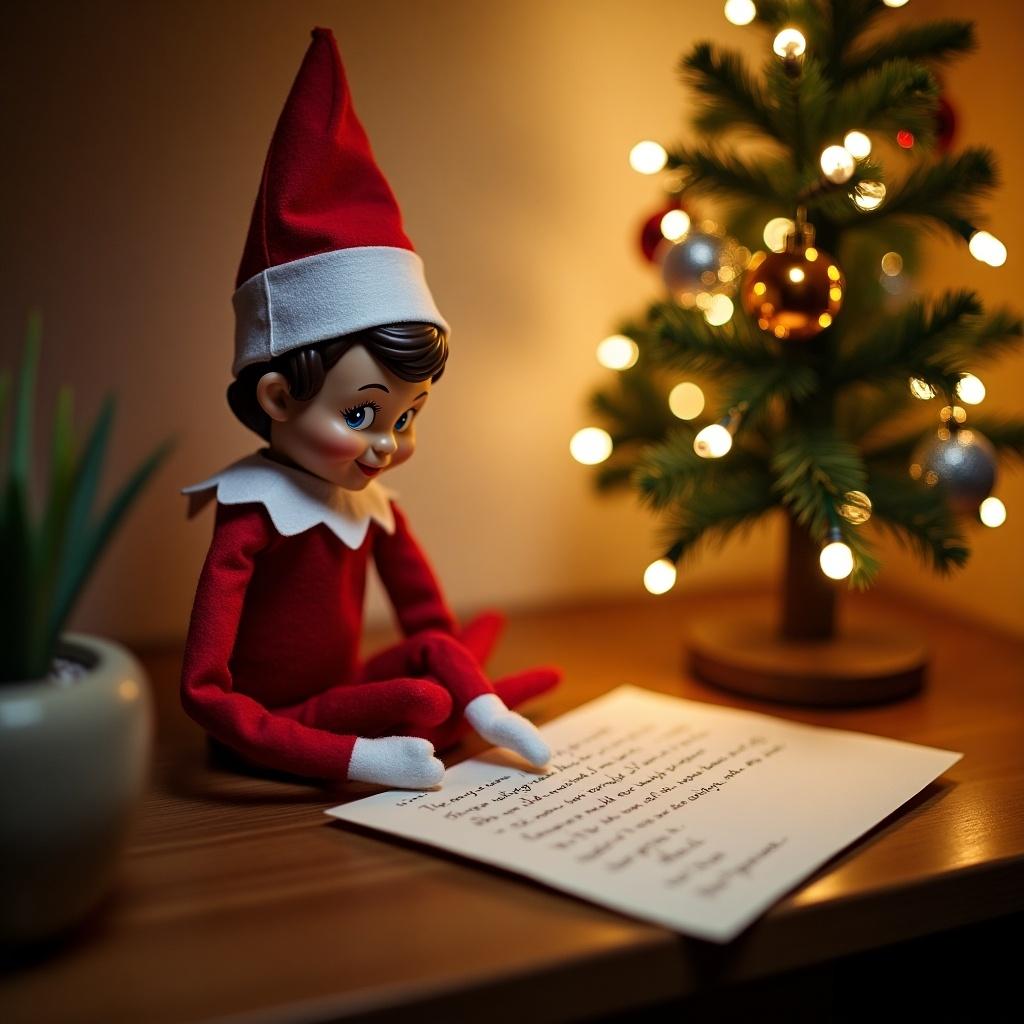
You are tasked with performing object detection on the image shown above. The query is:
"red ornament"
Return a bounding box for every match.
[935,95,957,153]
[896,129,915,149]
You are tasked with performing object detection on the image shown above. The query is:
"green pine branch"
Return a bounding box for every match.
[771,425,868,539]
[720,361,820,428]
[659,470,777,566]
[843,18,976,78]
[681,44,784,144]
[666,145,797,206]
[831,290,983,388]
[867,470,970,573]
[825,60,938,145]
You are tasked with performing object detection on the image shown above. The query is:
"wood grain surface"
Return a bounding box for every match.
[2,588,1022,1023]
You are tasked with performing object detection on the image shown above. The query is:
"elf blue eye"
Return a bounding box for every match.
[395,408,416,433]
[342,404,376,430]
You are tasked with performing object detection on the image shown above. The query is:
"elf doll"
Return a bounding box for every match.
[181,28,559,789]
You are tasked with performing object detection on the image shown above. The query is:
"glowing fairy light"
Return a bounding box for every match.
[820,145,856,184]
[968,231,1007,267]
[955,373,986,405]
[643,558,677,595]
[819,536,854,580]
[629,140,668,175]
[703,294,735,326]
[843,130,871,158]
[773,28,806,59]
[569,427,613,465]
[668,382,705,420]
[596,334,639,370]
[694,423,733,459]
[979,497,1006,528]
[724,0,756,26]
[763,217,794,253]
[660,209,691,241]
[851,181,886,211]
[881,252,903,276]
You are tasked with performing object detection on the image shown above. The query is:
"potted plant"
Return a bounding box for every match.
[0,315,171,948]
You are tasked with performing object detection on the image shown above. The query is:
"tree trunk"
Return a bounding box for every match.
[780,515,837,641]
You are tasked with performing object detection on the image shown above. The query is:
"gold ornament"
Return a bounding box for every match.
[741,219,844,341]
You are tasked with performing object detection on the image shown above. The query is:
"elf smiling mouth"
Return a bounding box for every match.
[356,462,383,477]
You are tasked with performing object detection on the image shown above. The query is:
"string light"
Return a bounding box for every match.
[669,382,705,420]
[693,424,733,459]
[820,145,856,184]
[968,230,1007,267]
[819,528,854,580]
[763,217,794,252]
[660,209,691,241]
[724,0,756,25]
[851,181,886,211]
[596,334,639,370]
[843,131,872,158]
[979,496,1007,528]
[569,427,613,465]
[883,0,910,8]
[643,558,677,595]
[772,28,806,59]
[881,252,903,276]
[839,491,873,525]
[629,140,668,175]
[955,373,986,405]
[909,377,936,400]
[703,293,734,326]
[896,130,915,149]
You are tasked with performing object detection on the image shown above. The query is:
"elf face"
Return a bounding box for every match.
[257,344,430,490]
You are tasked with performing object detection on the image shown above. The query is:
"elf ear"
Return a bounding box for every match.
[256,372,294,423]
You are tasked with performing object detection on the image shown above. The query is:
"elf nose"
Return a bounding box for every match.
[371,432,398,456]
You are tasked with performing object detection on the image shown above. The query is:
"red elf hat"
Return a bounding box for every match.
[231,27,448,376]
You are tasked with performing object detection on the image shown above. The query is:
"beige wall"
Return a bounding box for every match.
[2,0,1020,644]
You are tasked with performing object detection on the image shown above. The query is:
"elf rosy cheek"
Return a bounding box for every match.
[302,423,367,462]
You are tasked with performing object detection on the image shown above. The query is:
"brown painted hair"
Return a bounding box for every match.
[227,322,448,441]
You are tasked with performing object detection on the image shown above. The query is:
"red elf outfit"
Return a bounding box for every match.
[181,29,557,786]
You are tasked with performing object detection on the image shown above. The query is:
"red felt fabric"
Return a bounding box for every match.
[235,27,414,289]
[180,501,558,780]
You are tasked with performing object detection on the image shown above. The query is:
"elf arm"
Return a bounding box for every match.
[373,502,458,637]
[180,502,358,780]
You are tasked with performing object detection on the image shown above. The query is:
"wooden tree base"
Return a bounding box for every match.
[687,615,928,707]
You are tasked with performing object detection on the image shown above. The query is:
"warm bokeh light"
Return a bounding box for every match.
[629,140,668,175]
[896,129,915,149]
[724,0,757,26]
[881,252,903,276]
[851,181,886,211]
[820,145,855,183]
[979,497,1007,528]
[843,130,872,158]
[704,293,735,326]
[909,377,936,400]
[955,373,986,405]
[839,490,873,525]
[669,381,705,420]
[819,541,854,580]
[643,558,678,595]
[763,217,794,253]
[883,0,910,7]
[968,230,1007,267]
[596,334,639,370]
[773,28,807,58]
[694,423,733,459]
[660,209,691,241]
[569,427,613,465]
[788,266,806,283]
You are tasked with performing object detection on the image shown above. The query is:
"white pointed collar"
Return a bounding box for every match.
[182,451,395,548]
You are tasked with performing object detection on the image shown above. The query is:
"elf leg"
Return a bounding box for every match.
[358,630,552,767]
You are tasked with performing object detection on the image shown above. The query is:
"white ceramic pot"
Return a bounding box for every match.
[0,634,152,947]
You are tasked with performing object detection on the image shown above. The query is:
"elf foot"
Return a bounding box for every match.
[348,736,445,789]
[464,693,551,768]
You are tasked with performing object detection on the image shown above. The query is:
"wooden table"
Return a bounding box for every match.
[2,589,1022,1022]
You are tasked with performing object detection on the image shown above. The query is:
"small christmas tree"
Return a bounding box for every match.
[583,0,1023,662]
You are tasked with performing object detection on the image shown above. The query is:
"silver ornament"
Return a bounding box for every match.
[661,232,724,295]
[910,426,997,514]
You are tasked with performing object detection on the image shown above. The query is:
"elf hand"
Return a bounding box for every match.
[348,736,445,789]
[464,693,551,768]
[455,610,505,666]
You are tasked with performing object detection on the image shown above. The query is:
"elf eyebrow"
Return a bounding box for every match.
[414,391,428,401]
[357,383,389,393]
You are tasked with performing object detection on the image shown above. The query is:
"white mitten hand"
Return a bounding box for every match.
[464,693,550,767]
[348,736,445,789]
